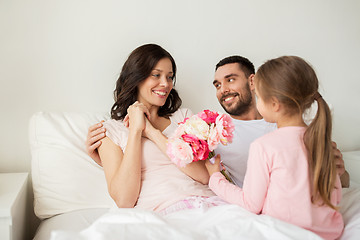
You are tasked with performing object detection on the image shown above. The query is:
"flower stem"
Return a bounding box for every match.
[220,170,234,184]
[208,151,215,160]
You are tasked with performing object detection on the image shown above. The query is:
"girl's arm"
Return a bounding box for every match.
[206,143,269,214]
[333,174,342,205]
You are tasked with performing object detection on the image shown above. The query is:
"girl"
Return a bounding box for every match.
[205,56,344,239]
[98,44,219,214]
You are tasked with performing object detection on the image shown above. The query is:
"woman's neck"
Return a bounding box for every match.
[147,106,160,120]
[139,101,159,118]
[148,107,171,132]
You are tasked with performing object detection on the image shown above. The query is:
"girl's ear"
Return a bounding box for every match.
[249,74,255,91]
[271,96,281,112]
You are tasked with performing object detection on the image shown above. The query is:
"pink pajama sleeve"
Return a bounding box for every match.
[209,142,270,214]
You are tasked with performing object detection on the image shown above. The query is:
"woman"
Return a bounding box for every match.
[98,44,219,213]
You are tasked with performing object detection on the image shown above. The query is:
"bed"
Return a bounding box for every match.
[29,112,360,240]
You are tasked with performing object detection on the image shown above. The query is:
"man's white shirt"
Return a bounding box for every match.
[215,118,277,187]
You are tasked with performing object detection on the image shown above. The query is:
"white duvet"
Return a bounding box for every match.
[51,204,321,240]
[50,183,360,240]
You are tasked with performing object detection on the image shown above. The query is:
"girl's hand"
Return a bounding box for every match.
[125,101,151,132]
[205,154,222,176]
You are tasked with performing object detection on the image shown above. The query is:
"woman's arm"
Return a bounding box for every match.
[144,119,210,185]
[99,133,142,208]
[99,101,147,208]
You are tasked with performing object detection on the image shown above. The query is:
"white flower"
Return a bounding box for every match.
[183,115,209,140]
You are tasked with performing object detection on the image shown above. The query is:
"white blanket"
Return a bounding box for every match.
[51,204,322,240]
[50,183,360,240]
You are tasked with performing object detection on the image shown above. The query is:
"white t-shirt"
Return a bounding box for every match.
[215,118,277,187]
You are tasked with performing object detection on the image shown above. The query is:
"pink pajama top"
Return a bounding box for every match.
[103,108,215,212]
[209,126,344,240]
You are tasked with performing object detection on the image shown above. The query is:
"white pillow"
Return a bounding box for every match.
[342,151,360,185]
[29,112,117,219]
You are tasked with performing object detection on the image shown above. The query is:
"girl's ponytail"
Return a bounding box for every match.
[304,93,337,209]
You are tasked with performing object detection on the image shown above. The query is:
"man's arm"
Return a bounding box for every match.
[333,141,350,188]
[340,171,350,188]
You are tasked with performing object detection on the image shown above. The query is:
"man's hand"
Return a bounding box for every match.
[86,121,106,167]
[333,141,350,188]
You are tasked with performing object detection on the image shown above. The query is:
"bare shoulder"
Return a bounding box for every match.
[98,137,123,156]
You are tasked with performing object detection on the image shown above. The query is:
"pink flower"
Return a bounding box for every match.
[197,110,219,124]
[208,123,221,151]
[182,134,210,161]
[166,110,234,168]
[167,138,194,167]
[172,123,185,138]
[215,114,235,145]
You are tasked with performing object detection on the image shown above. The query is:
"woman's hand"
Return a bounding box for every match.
[125,101,151,133]
[123,102,157,139]
[205,154,222,177]
[142,116,158,139]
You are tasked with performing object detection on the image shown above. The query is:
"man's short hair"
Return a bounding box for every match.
[215,56,255,78]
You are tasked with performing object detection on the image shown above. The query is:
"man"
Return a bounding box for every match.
[212,56,349,187]
[86,55,350,187]
[212,56,277,187]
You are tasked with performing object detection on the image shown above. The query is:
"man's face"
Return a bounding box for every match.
[213,63,253,116]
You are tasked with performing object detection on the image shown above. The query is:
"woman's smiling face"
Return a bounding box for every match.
[137,58,174,109]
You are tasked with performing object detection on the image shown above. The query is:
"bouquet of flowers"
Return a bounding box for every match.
[167,110,235,182]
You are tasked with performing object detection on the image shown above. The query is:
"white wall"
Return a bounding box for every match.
[1,0,360,182]
[1,0,360,171]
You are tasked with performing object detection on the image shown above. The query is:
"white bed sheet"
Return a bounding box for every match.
[50,205,323,240]
[34,183,360,240]
[339,182,360,240]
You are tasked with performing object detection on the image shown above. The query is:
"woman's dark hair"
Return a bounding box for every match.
[111,44,182,120]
